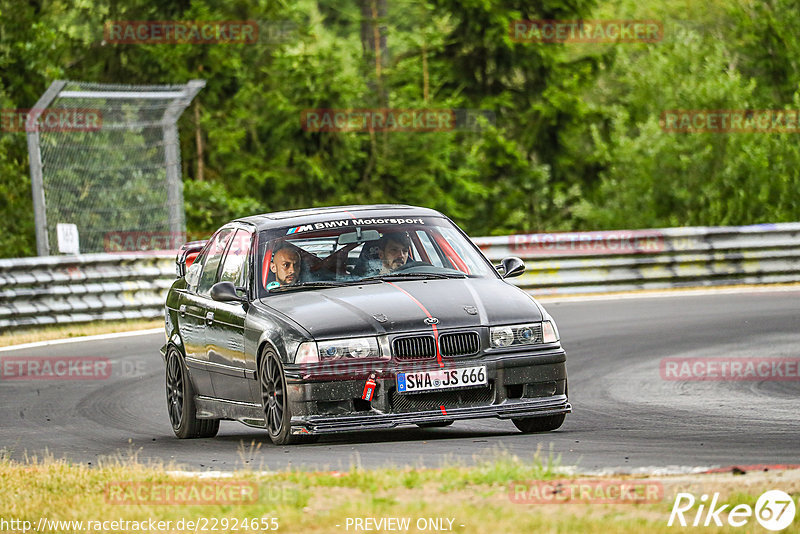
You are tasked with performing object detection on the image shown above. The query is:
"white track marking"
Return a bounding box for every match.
[0,328,164,353]
[536,284,800,303]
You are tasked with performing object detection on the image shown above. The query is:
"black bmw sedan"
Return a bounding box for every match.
[162,205,570,444]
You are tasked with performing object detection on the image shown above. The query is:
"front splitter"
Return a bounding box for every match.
[290,395,571,435]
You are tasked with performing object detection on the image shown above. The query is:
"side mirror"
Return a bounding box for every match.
[210,281,247,303]
[497,256,525,279]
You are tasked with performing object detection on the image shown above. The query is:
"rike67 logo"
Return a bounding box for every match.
[668,490,796,531]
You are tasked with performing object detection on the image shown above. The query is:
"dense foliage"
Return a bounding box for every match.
[0,0,798,257]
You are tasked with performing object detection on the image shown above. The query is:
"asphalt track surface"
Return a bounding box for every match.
[1,290,798,472]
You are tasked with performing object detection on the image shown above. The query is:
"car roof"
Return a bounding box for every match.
[235,204,446,230]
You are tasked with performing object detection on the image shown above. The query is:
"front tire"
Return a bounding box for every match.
[512,413,566,433]
[165,348,219,439]
[260,349,316,445]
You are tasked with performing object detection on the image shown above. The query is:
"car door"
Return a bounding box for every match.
[183,228,235,397]
[205,228,255,402]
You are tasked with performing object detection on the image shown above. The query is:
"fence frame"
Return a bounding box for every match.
[26,79,205,256]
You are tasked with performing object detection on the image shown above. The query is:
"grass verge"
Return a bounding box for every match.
[1,449,797,533]
[0,319,162,348]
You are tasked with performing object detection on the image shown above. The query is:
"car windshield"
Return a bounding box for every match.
[256,216,497,296]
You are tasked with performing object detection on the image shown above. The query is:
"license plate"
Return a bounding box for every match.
[396,366,487,393]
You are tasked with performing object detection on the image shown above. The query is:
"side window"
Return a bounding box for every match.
[218,230,252,288]
[185,258,203,289]
[186,243,212,291]
[434,227,473,274]
[196,229,234,296]
[416,231,444,267]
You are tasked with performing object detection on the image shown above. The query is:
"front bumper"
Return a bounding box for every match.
[284,348,569,435]
[292,395,570,434]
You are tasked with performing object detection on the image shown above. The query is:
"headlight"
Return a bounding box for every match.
[489,321,559,348]
[294,337,385,363]
[490,326,514,347]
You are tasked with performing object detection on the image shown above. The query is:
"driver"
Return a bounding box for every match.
[377,232,411,274]
[267,244,301,288]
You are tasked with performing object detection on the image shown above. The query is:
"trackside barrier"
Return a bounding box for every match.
[473,223,800,295]
[1,223,798,330]
[0,253,174,330]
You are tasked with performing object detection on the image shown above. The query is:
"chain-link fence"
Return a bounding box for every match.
[27,80,204,255]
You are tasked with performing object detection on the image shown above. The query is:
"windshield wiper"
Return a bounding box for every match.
[360,272,467,282]
[269,281,350,292]
[269,279,384,292]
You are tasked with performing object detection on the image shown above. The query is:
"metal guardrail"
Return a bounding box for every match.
[1,223,798,330]
[0,253,173,330]
[473,222,800,295]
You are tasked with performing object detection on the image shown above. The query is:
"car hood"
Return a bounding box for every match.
[257,278,543,339]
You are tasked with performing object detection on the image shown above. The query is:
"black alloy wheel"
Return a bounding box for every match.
[166,348,219,439]
[260,349,316,445]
